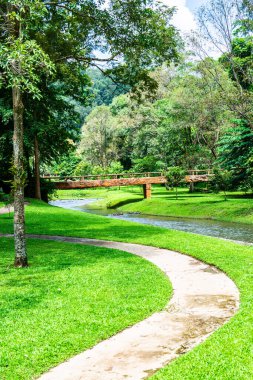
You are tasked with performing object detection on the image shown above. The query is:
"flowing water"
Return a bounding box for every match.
[50,199,253,245]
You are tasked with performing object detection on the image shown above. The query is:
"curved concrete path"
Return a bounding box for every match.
[0,234,239,379]
[27,235,239,380]
[0,206,13,215]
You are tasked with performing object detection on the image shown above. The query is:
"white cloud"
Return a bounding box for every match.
[160,0,197,34]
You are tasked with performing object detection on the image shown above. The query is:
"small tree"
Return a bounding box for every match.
[238,157,253,194]
[210,167,232,200]
[166,167,185,199]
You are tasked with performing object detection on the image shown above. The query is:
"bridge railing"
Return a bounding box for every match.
[41,170,214,182]
[188,169,213,176]
[41,172,165,182]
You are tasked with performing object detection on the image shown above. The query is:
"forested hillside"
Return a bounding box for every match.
[48,0,253,193]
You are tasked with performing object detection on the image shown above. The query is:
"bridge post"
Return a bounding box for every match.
[189,182,194,193]
[143,183,151,199]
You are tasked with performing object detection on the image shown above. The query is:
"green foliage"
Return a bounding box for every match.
[79,105,117,168]
[110,94,131,116]
[78,62,235,174]
[81,69,129,119]
[209,167,233,200]
[166,166,185,186]
[0,39,55,97]
[166,166,185,199]
[0,0,180,200]
[131,156,166,173]
[107,161,124,174]
[238,156,253,193]
[220,37,253,90]
[0,1,54,97]
[218,120,253,189]
[73,160,93,176]
[47,154,81,178]
[235,0,253,36]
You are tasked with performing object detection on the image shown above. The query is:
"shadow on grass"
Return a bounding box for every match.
[109,198,143,209]
[227,194,253,199]
[0,237,145,318]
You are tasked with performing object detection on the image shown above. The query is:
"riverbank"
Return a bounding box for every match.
[55,186,253,224]
[1,199,253,379]
[50,198,253,244]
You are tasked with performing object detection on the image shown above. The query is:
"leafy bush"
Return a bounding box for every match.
[73,160,92,176]
[209,167,233,200]
[166,166,185,199]
[131,156,166,173]
[218,120,253,189]
[106,161,124,174]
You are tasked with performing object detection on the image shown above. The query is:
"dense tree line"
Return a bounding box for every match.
[69,0,252,193]
[75,62,233,171]
[0,0,180,265]
[0,0,252,266]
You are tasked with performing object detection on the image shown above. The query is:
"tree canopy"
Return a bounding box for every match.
[0,0,181,266]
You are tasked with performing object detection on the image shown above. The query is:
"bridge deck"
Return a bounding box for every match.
[42,170,213,199]
[54,176,167,190]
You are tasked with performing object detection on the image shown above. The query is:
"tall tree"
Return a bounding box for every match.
[0,2,54,267]
[0,0,180,266]
[79,106,116,168]
[192,0,253,127]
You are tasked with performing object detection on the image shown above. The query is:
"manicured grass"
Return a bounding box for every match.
[119,188,253,224]
[54,186,142,202]
[0,238,171,380]
[1,200,253,379]
[60,186,253,224]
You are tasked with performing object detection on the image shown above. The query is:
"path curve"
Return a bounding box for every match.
[1,234,239,380]
[0,206,13,215]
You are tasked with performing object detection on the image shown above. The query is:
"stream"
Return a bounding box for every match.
[50,199,253,245]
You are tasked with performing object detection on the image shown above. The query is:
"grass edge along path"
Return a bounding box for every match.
[0,237,171,380]
[1,200,253,379]
[36,236,238,380]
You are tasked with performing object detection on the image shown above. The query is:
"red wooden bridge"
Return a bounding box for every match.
[42,170,213,199]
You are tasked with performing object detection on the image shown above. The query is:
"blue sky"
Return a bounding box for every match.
[161,0,207,34]
[186,0,206,12]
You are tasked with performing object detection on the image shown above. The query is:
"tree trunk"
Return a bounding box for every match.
[189,182,195,193]
[13,86,28,267]
[34,134,41,200]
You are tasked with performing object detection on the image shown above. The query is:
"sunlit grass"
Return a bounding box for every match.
[59,186,253,224]
[0,238,171,380]
[1,199,253,379]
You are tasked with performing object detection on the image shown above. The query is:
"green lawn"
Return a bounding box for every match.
[0,238,171,380]
[53,187,134,201]
[1,200,253,379]
[119,188,253,224]
[55,186,253,224]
